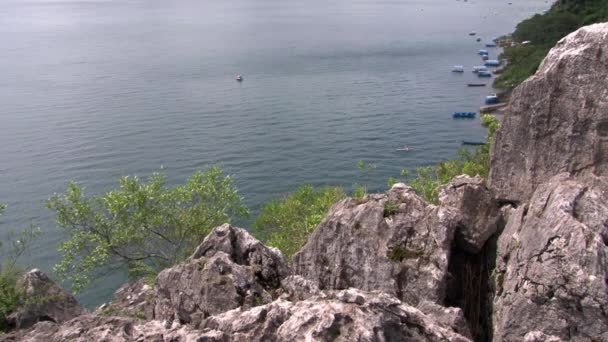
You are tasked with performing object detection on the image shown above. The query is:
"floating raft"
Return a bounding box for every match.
[468,83,486,87]
[453,112,477,118]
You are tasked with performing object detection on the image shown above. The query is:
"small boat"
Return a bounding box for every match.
[484,59,501,67]
[396,145,412,151]
[472,66,488,73]
[462,141,486,146]
[469,31,477,36]
[476,37,482,42]
[485,43,497,48]
[236,74,243,81]
[467,83,486,87]
[478,49,489,56]
[485,94,499,104]
[478,71,492,77]
[453,112,477,118]
[482,55,489,61]
[452,65,465,73]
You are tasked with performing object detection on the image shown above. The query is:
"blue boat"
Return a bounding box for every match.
[478,49,489,55]
[485,43,497,48]
[453,112,477,118]
[478,71,492,77]
[485,59,501,67]
[485,95,499,104]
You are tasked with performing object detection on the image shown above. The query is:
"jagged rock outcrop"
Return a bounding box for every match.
[96,279,155,320]
[490,23,608,203]
[6,269,85,330]
[439,175,501,253]
[492,174,608,341]
[4,289,472,342]
[293,183,461,306]
[153,223,290,324]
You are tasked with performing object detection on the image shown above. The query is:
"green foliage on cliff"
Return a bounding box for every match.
[495,0,608,90]
[47,167,248,292]
[389,115,500,204]
[253,185,345,260]
[0,204,40,332]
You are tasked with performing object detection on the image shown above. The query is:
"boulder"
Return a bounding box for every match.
[0,314,203,342]
[492,175,608,341]
[6,269,85,330]
[198,288,473,342]
[439,175,501,253]
[293,183,460,306]
[490,23,608,203]
[5,290,472,342]
[96,279,155,320]
[153,224,290,324]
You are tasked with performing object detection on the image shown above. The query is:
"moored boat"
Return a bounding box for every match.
[478,71,492,77]
[452,65,465,72]
[484,59,501,67]
[467,83,486,87]
[453,112,477,118]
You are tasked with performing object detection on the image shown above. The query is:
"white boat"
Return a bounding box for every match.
[472,66,488,73]
[452,65,464,73]
[236,74,243,81]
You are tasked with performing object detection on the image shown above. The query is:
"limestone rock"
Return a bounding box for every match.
[439,175,501,253]
[490,23,608,203]
[492,175,608,341]
[293,183,460,306]
[97,279,155,320]
[278,275,321,301]
[0,314,203,342]
[6,269,85,330]
[199,288,473,342]
[5,290,472,342]
[153,223,290,324]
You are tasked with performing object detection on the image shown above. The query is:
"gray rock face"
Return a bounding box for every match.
[439,175,501,253]
[293,183,460,306]
[490,23,608,203]
[198,288,472,342]
[97,279,155,320]
[5,290,472,342]
[6,269,85,330]
[0,314,203,342]
[153,223,290,324]
[492,175,608,341]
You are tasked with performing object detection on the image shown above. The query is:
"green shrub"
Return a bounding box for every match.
[253,185,345,260]
[495,0,608,90]
[47,167,248,292]
[0,204,40,332]
[383,201,400,217]
[390,115,500,204]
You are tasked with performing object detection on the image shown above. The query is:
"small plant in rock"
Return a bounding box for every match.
[383,201,400,218]
[0,204,41,332]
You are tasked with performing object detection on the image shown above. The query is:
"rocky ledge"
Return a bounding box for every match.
[2,23,608,342]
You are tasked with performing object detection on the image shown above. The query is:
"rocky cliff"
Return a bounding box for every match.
[2,23,608,342]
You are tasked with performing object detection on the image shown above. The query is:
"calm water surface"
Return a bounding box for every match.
[0,0,550,306]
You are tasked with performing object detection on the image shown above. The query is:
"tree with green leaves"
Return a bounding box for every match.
[46,167,248,292]
[253,185,345,260]
[0,203,41,332]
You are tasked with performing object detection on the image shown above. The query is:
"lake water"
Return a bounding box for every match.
[0,0,550,306]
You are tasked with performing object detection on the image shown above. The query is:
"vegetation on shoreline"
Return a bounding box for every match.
[253,185,345,260]
[495,0,608,90]
[46,167,248,292]
[389,114,499,204]
[0,204,40,333]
